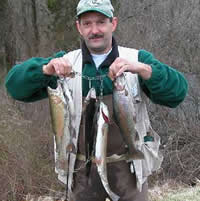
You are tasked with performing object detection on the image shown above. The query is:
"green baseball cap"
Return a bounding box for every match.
[76,0,114,18]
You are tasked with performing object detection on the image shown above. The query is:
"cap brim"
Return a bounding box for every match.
[77,8,111,18]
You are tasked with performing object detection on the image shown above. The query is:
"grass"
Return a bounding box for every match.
[104,182,200,201]
[149,180,200,201]
[24,184,200,201]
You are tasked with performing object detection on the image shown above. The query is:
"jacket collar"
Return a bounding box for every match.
[81,37,119,68]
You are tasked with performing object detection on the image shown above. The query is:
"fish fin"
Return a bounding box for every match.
[125,88,128,96]
[135,131,140,141]
[101,109,110,123]
[66,143,76,153]
[127,150,145,161]
[132,115,137,123]
[94,158,102,165]
[72,128,76,138]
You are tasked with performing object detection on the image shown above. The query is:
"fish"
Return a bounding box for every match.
[48,80,67,150]
[112,74,144,160]
[62,79,76,144]
[95,101,120,201]
[48,79,75,176]
[82,88,97,176]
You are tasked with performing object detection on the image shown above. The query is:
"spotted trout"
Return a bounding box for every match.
[112,74,144,160]
[95,101,120,201]
[48,79,75,176]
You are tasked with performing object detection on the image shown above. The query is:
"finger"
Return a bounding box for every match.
[46,58,58,75]
[116,64,129,77]
[114,57,122,64]
[59,58,69,75]
[52,58,70,76]
[108,70,115,81]
[108,61,118,81]
[53,61,62,75]
[44,62,55,75]
[61,58,73,76]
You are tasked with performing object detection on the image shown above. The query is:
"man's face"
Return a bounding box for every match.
[76,12,118,54]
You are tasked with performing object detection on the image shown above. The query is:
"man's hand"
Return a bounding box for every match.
[43,57,73,77]
[108,57,152,80]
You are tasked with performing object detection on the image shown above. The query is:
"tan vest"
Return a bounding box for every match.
[53,46,163,192]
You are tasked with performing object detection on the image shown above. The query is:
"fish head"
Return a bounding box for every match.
[113,75,126,91]
[84,87,97,103]
[90,88,97,99]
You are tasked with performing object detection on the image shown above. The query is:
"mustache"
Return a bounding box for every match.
[89,34,104,40]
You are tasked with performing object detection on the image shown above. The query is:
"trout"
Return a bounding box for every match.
[112,74,144,160]
[95,101,120,201]
[48,79,75,175]
[82,88,97,176]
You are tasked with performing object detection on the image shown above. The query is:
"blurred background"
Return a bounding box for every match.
[0,0,199,200]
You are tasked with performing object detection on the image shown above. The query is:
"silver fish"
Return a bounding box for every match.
[95,101,120,201]
[48,79,75,176]
[112,74,144,160]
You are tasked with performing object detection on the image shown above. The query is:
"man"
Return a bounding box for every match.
[5,0,188,200]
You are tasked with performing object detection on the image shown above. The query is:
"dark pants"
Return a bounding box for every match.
[69,159,148,201]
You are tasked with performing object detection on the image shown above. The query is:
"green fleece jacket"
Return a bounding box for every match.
[4,49,188,108]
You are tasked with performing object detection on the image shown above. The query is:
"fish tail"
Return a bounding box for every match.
[109,193,120,201]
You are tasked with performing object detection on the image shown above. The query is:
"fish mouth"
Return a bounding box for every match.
[114,82,125,91]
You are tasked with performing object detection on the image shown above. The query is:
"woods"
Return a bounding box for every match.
[0,0,200,200]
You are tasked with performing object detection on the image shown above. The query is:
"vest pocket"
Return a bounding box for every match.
[141,130,163,178]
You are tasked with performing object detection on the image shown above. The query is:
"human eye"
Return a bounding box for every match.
[82,21,91,27]
[96,20,106,26]
[99,20,105,24]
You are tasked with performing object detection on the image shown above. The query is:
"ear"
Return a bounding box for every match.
[111,17,118,32]
[76,20,83,35]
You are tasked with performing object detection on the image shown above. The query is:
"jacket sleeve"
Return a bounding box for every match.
[4,51,66,102]
[138,49,188,108]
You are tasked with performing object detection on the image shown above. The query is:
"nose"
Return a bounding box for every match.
[91,23,99,34]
